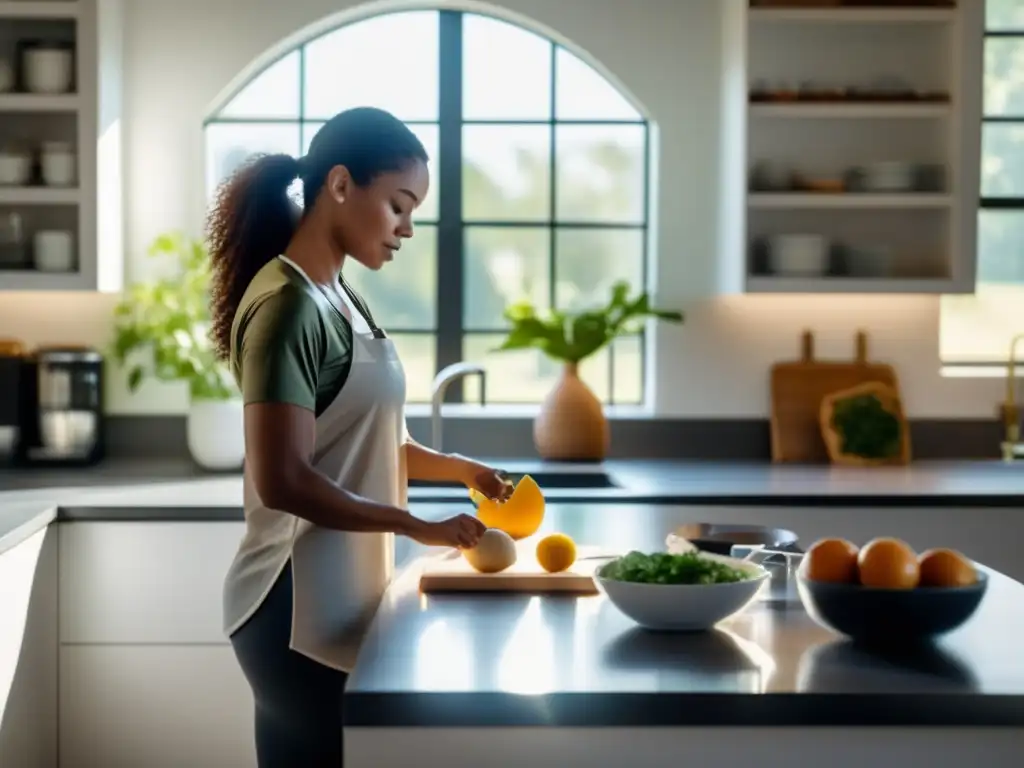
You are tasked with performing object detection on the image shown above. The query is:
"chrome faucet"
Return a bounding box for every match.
[430,362,487,452]
[1001,333,1024,462]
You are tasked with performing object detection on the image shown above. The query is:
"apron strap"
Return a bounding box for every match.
[277,255,388,341]
[337,276,387,340]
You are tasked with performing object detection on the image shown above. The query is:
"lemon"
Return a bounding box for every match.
[536,532,577,573]
[468,487,487,507]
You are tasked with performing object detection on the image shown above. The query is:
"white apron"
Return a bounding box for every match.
[222,255,407,672]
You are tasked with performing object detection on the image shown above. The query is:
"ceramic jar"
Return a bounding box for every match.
[33,230,75,272]
[40,141,75,186]
[0,145,32,186]
[22,41,74,94]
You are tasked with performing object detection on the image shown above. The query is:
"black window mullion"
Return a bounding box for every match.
[548,41,558,325]
[436,10,465,403]
[638,120,652,407]
[982,24,1024,209]
[298,46,307,150]
[981,198,1024,209]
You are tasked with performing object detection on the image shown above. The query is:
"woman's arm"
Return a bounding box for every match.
[404,437,476,484]
[247,402,426,535]
[404,436,514,502]
[246,403,485,547]
[235,287,483,548]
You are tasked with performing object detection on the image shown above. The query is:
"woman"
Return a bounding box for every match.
[206,106,512,766]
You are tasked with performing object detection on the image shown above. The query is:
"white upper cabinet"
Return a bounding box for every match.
[0,0,123,292]
[719,1,983,294]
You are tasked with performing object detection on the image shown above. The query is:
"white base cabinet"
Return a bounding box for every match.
[59,645,254,768]
[56,521,256,768]
[0,526,58,768]
[58,521,246,644]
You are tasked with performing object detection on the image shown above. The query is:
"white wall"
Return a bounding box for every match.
[0,0,1003,419]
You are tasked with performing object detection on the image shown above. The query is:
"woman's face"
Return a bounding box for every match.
[326,159,430,271]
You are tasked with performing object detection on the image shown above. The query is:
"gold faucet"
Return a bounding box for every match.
[1001,333,1024,462]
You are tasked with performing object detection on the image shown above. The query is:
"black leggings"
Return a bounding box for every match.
[230,561,348,767]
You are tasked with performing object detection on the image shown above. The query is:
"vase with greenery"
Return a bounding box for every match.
[495,281,684,461]
[110,232,242,470]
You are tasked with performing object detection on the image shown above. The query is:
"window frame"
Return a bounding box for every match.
[944,9,1024,371]
[203,9,651,406]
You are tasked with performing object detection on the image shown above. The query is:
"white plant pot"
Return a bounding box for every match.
[187,398,244,471]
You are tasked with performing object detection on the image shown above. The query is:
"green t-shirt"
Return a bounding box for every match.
[230,258,353,416]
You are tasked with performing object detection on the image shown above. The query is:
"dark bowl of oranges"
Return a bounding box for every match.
[795,536,988,646]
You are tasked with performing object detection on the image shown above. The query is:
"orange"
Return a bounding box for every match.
[918,548,977,588]
[804,537,860,584]
[476,474,545,540]
[857,537,920,589]
[536,533,577,573]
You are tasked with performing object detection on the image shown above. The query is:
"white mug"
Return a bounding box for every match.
[41,142,76,186]
[0,149,32,186]
[23,46,74,94]
[0,58,13,93]
[33,230,74,272]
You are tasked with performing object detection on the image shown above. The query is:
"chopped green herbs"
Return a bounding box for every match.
[599,551,752,585]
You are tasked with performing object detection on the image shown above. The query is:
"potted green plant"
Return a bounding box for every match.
[495,281,684,460]
[110,232,242,471]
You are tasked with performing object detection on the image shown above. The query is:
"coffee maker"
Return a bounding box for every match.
[0,338,26,466]
[15,345,105,466]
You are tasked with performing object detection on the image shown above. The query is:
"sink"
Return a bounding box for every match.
[408,470,623,490]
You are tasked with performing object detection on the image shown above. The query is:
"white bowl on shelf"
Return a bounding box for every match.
[767,234,829,276]
[595,552,770,631]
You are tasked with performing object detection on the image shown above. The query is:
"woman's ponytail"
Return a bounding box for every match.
[206,153,301,361]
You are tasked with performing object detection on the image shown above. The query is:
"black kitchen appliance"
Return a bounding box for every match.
[16,345,105,466]
[0,338,26,466]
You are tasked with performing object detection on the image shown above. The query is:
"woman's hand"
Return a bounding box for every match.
[412,513,487,548]
[459,460,514,502]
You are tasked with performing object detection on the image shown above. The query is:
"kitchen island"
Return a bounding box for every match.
[2,470,1024,766]
[347,503,1024,767]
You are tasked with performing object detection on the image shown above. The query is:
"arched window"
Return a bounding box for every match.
[204,9,650,406]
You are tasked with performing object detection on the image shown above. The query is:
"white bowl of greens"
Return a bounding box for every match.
[595,550,770,631]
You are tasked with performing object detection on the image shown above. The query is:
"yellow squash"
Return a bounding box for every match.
[473,474,545,540]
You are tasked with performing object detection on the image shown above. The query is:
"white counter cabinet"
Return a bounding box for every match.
[59,645,254,768]
[0,526,58,768]
[56,521,256,768]
[58,521,245,644]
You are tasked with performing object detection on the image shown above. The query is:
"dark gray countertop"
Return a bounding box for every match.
[3,457,1024,506]
[345,502,1024,728]
[3,456,1024,555]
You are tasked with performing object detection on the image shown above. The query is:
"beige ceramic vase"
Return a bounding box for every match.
[533,362,610,461]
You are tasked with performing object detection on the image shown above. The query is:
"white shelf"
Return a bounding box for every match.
[748,193,953,209]
[0,94,80,112]
[748,7,956,24]
[749,102,951,119]
[0,1,80,19]
[0,187,80,205]
[0,270,88,291]
[746,276,954,293]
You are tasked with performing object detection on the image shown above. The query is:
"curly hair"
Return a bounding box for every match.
[205,107,429,362]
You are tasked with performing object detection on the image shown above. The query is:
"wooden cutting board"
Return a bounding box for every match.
[769,329,900,463]
[418,545,611,595]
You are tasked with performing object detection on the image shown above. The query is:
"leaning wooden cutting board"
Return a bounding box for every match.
[418,544,610,595]
[769,329,901,463]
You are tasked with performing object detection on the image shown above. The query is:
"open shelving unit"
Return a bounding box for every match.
[0,1,80,20]
[748,102,952,119]
[723,1,983,294]
[747,6,957,24]
[0,0,123,292]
